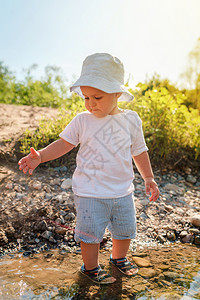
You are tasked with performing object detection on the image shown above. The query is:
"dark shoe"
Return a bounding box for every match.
[110,256,138,276]
[80,264,116,284]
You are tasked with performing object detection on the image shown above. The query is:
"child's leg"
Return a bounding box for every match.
[112,238,131,259]
[111,238,137,275]
[81,241,116,284]
[81,241,100,270]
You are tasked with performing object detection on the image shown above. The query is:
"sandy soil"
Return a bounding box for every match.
[0,103,58,160]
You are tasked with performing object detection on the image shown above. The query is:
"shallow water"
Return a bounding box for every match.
[0,244,199,299]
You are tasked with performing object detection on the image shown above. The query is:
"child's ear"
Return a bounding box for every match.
[116,92,122,99]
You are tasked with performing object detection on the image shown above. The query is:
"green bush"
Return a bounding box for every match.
[1,61,199,163]
[121,84,200,160]
[19,86,200,164]
[19,93,85,153]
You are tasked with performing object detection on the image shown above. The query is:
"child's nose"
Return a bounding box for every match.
[89,98,96,107]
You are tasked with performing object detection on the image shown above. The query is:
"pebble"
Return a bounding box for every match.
[36,220,48,231]
[140,212,149,219]
[179,231,188,238]
[181,234,194,243]
[140,199,149,206]
[166,231,176,241]
[61,178,72,190]
[194,235,200,245]
[163,271,181,279]
[163,183,184,194]
[132,257,152,267]
[190,214,200,227]
[64,212,76,221]
[41,231,52,240]
[33,181,42,190]
[0,166,200,255]
[189,228,200,235]
[186,175,197,184]
[5,182,13,190]
[0,230,8,245]
[157,235,166,243]
[138,268,157,278]
[55,228,68,236]
[164,205,173,212]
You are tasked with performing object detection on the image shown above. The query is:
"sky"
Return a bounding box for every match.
[0,0,200,88]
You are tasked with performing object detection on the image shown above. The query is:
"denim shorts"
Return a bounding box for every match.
[74,193,136,244]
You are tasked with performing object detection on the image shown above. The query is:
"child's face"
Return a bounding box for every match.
[80,86,122,118]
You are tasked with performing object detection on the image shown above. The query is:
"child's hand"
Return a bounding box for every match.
[144,177,159,202]
[18,147,41,175]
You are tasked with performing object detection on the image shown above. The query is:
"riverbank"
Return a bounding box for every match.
[0,242,199,299]
[0,103,199,257]
[0,160,199,256]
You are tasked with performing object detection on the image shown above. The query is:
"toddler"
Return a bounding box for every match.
[18,53,159,284]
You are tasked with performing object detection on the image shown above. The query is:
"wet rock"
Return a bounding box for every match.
[138,268,157,278]
[181,234,194,243]
[23,251,32,257]
[190,214,200,227]
[166,231,176,241]
[158,280,171,287]
[186,175,197,184]
[61,178,72,190]
[179,230,188,238]
[189,228,200,235]
[132,257,152,267]
[161,292,182,299]
[157,264,170,271]
[163,271,181,280]
[194,235,200,245]
[132,252,148,258]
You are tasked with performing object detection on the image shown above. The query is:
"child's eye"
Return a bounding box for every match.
[95,97,102,100]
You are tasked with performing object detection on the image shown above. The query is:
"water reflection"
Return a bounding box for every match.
[0,244,199,299]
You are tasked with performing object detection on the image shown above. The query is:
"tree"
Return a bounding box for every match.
[180,37,200,111]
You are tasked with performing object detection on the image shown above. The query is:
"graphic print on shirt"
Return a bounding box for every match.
[77,139,109,182]
[93,114,140,155]
[77,114,140,183]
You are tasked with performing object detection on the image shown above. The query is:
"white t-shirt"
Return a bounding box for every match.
[59,110,148,198]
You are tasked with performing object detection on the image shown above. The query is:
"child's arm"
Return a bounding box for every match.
[132,151,159,202]
[18,138,75,175]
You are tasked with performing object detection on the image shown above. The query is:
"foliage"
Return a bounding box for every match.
[0,62,69,108]
[19,93,85,153]
[180,37,200,111]
[120,84,200,160]
[0,55,199,164]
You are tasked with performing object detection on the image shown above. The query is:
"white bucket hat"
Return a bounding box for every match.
[70,53,134,102]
